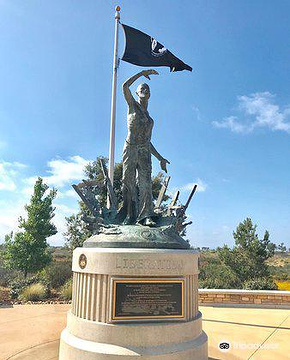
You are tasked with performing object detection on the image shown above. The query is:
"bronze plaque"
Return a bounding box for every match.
[112,278,184,320]
[79,254,87,269]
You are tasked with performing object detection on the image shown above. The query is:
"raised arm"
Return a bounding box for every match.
[123,69,158,105]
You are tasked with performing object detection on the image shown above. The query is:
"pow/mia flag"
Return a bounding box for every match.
[121,24,192,72]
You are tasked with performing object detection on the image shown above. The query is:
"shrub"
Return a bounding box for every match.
[60,278,72,300]
[19,283,47,301]
[218,218,275,284]
[199,262,242,289]
[40,261,72,289]
[243,277,278,290]
[0,248,18,287]
[269,265,290,281]
[199,253,242,289]
[0,287,10,302]
[0,265,17,287]
[9,276,38,299]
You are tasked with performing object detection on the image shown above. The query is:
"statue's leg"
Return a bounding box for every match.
[137,146,154,222]
[121,144,138,224]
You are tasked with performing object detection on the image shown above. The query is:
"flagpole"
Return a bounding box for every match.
[108,6,120,208]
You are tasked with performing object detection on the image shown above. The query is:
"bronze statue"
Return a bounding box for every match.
[72,69,196,249]
[119,69,170,226]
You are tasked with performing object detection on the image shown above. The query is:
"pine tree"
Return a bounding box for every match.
[277,242,286,253]
[218,218,276,286]
[4,178,57,277]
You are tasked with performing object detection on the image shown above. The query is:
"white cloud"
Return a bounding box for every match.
[57,189,77,199]
[0,161,27,191]
[23,176,38,186]
[170,179,207,199]
[25,155,90,245]
[24,155,90,188]
[47,202,79,246]
[55,203,77,215]
[180,179,207,193]
[0,161,29,239]
[213,92,290,134]
[0,199,28,240]
[44,155,89,187]
[0,155,89,244]
[21,186,34,197]
[212,115,249,133]
[0,196,76,246]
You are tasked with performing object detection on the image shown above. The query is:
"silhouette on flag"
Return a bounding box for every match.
[121,24,192,72]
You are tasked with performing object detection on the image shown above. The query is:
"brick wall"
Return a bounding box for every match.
[198,289,290,307]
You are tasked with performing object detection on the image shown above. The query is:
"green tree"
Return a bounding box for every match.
[199,252,242,289]
[65,157,169,251]
[64,208,91,251]
[4,178,57,277]
[277,242,287,253]
[218,218,276,289]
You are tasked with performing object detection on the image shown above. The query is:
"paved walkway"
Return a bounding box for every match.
[0,304,288,360]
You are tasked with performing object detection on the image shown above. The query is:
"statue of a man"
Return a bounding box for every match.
[120,69,169,226]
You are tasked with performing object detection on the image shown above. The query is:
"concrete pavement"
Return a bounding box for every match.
[0,304,288,360]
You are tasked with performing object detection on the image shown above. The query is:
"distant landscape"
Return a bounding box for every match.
[199,249,290,291]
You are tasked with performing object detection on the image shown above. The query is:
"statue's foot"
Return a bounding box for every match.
[143,217,156,227]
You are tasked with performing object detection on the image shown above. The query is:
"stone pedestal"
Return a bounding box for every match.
[59,248,208,359]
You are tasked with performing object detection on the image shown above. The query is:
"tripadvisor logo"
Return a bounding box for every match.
[218,341,230,352]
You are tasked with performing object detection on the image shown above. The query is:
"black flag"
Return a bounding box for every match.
[121,24,192,72]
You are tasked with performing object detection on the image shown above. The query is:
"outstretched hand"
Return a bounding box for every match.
[160,158,170,173]
[142,69,159,80]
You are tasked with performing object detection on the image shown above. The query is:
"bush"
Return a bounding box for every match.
[199,262,242,289]
[9,276,38,299]
[243,277,278,290]
[0,248,19,287]
[199,252,242,289]
[218,218,275,284]
[0,287,10,302]
[269,265,290,281]
[0,266,17,287]
[60,278,72,300]
[40,261,72,289]
[19,283,47,301]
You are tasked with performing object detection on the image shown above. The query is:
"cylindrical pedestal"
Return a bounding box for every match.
[59,248,208,359]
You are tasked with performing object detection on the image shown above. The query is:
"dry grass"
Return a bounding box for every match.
[19,283,46,301]
[267,253,289,267]
[60,279,72,300]
[0,287,9,301]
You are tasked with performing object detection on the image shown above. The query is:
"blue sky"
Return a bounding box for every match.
[0,0,289,248]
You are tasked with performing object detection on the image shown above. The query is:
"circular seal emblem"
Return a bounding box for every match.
[79,254,87,269]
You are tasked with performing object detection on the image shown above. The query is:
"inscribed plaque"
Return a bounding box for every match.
[112,278,184,320]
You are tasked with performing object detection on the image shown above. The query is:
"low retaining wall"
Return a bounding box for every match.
[199,289,290,308]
